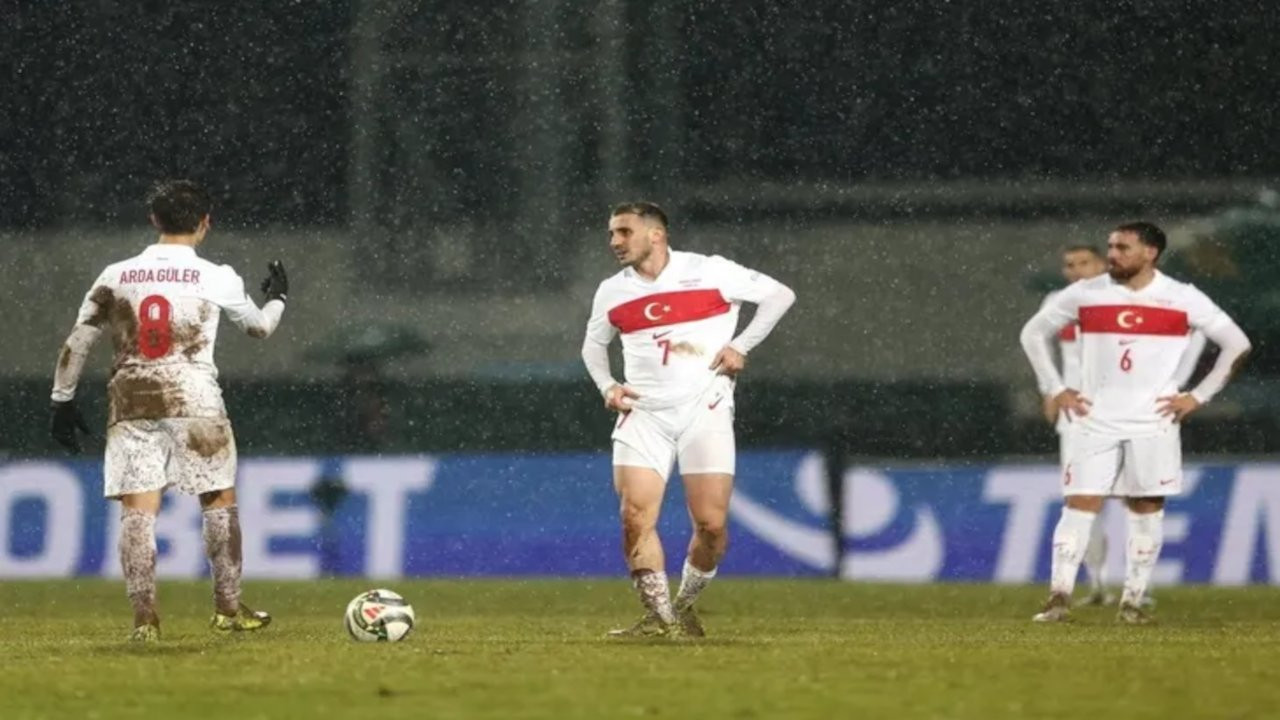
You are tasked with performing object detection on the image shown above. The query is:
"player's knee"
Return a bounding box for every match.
[619,499,657,530]
[693,516,728,541]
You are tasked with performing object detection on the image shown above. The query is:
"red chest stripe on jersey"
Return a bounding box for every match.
[608,289,731,333]
[1078,305,1189,336]
[1058,324,1078,341]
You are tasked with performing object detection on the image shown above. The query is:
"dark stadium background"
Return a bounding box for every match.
[3,0,1278,458]
[5,5,1280,719]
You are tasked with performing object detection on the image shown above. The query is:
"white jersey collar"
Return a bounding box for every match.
[625,248,682,284]
[142,243,198,258]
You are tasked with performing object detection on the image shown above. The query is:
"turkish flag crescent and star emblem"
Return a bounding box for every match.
[608,289,731,333]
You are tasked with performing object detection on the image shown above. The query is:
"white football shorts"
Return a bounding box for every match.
[611,376,736,481]
[104,418,237,499]
[1061,427,1182,497]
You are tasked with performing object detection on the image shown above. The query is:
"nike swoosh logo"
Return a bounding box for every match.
[652,331,672,339]
[708,397,723,410]
[1159,477,1177,485]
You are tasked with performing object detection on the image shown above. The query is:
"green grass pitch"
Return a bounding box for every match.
[2,580,1279,719]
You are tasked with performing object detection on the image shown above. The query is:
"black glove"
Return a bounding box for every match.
[260,260,288,303]
[50,400,91,454]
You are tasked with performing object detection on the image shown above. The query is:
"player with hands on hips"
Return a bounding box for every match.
[1020,222,1249,625]
[582,201,796,638]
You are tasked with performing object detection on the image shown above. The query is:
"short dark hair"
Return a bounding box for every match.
[147,180,212,234]
[611,201,668,229]
[1063,244,1103,259]
[1113,221,1166,259]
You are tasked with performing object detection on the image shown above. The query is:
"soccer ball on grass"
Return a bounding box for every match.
[344,588,415,642]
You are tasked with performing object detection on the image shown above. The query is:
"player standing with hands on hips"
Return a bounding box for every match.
[1036,244,1206,607]
[49,180,289,642]
[1020,222,1250,624]
[581,202,796,637]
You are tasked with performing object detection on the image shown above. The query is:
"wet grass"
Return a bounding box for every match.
[2,579,1279,719]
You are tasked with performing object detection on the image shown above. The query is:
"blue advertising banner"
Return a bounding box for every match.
[1,452,1277,583]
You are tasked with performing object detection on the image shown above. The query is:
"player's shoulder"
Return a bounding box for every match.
[1077,274,1112,291]
[681,250,754,280]
[1155,270,1198,292]
[1156,271,1216,304]
[200,259,245,284]
[677,249,730,268]
[94,247,160,285]
[106,246,155,269]
[95,258,129,284]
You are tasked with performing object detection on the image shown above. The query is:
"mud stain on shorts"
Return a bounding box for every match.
[108,373,186,424]
[58,344,73,370]
[186,420,230,458]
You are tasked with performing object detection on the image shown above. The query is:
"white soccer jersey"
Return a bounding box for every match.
[54,244,283,424]
[584,250,784,409]
[1030,271,1230,437]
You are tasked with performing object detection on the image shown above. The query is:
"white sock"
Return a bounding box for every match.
[1049,507,1097,597]
[1122,509,1164,606]
[1082,511,1108,592]
[674,559,717,611]
[632,570,676,624]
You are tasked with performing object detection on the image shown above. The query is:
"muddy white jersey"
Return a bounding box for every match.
[64,244,282,424]
[585,250,784,410]
[1033,271,1228,437]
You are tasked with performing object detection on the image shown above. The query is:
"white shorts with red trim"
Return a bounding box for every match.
[611,376,736,481]
[104,418,238,499]
[1060,427,1182,497]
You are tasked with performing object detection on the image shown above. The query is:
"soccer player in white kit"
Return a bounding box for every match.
[581,202,796,637]
[1040,245,1208,608]
[49,180,288,642]
[1020,222,1250,624]
[1038,245,1114,605]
